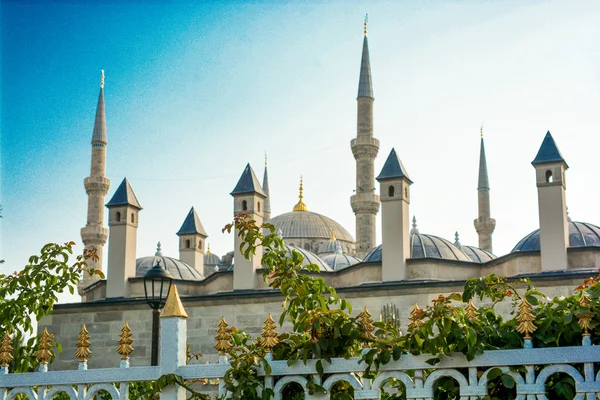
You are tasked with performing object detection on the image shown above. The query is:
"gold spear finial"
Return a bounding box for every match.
[260,313,279,351]
[100,70,105,89]
[358,306,376,347]
[576,293,594,335]
[293,176,308,212]
[75,324,92,362]
[117,322,134,360]
[0,332,13,367]
[364,14,368,36]
[408,303,425,330]
[214,317,233,356]
[465,299,478,322]
[330,230,336,241]
[515,298,537,339]
[36,328,53,365]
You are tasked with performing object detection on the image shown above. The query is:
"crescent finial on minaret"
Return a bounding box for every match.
[100,70,105,89]
[265,151,268,167]
[480,122,483,138]
[364,13,368,36]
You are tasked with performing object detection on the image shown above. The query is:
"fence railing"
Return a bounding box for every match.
[1,289,599,399]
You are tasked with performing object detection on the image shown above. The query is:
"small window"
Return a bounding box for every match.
[405,187,408,197]
[242,200,248,211]
[546,169,553,183]
[186,239,191,249]
[131,213,135,223]
[115,211,121,222]
[304,243,311,250]
[388,185,395,197]
[258,201,261,212]
[198,240,202,249]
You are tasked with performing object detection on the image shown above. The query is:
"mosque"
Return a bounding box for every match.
[43,21,600,369]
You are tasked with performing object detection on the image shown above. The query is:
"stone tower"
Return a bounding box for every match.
[473,127,496,253]
[231,163,266,290]
[350,17,380,258]
[106,178,142,298]
[177,207,208,274]
[79,71,111,295]
[377,148,412,281]
[532,131,569,271]
[263,154,271,223]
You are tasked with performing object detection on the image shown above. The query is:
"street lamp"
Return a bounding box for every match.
[143,259,173,366]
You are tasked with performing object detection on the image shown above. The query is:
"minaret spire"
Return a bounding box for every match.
[351,17,380,258]
[473,123,495,253]
[263,152,271,222]
[80,70,111,296]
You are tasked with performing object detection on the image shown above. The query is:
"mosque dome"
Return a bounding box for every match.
[270,178,354,252]
[321,249,361,271]
[460,245,496,263]
[363,221,476,263]
[512,220,600,252]
[204,244,222,266]
[317,231,343,255]
[135,242,204,280]
[284,245,332,271]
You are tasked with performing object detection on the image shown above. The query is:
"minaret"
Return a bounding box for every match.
[350,15,380,258]
[532,131,569,271]
[473,124,496,253]
[263,153,271,223]
[377,148,412,282]
[106,178,142,298]
[231,163,266,290]
[177,207,208,273]
[79,70,111,295]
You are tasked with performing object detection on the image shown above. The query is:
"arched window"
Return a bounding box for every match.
[305,243,311,250]
[115,211,121,222]
[405,187,408,197]
[258,201,261,212]
[186,239,191,249]
[198,240,202,249]
[131,213,135,223]
[242,200,248,211]
[388,185,395,197]
[546,169,553,183]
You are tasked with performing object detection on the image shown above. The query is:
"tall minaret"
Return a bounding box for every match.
[263,153,271,223]
[350,15,380,258]
[473,124,496,253]
[79,70,111,295]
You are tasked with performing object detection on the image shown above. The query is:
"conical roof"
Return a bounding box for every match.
[376,148,411,182]
[357,35,373,99]
[532,131,568,168]
[263,158,271,214]
[230,163,266,197]
[177,207,208,236]
[91,72,107,144]
[106,178,142,209]
[478,137,489,190]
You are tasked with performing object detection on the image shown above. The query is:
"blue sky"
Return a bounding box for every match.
[2,1,600,302]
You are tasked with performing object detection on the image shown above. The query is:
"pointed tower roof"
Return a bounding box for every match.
[376,148,412,182]
[106,178,142,209]
[263,154,271,213]
[92,70,107,145]
[532,131,568,168]
[478,135,490,190]
[231,163,266,197]
[357,16,373,99]
[177,207,208,236]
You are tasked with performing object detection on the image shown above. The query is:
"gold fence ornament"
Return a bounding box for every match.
[75,324,92,362]
[36,328,54,365]
[465,299,479,322]
[515,298,537,339]
[576,293,594,335]
[117,322,134,360]
[260,313,279,351]
[408,303,425,330]
[214,317,233,356]
[0,332,13,367]
[358,306,376,346]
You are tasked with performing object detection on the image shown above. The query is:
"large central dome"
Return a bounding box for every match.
[269,178,355,254]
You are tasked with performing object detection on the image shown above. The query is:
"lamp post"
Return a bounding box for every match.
[143,260,173,366]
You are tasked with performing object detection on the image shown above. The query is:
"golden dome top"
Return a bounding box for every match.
[292,176,308,212]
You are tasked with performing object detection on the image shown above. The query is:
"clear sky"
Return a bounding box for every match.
[1,1,599,303]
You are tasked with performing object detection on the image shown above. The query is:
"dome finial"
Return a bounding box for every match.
[410,216,419,234]
[330,230,336,241]
[206,243,211,254]
[293,176,308,212]
[364,13,368,36]
[454,231,461,246]
[155,241,163,256]
[100,69,105,89]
